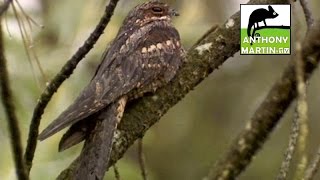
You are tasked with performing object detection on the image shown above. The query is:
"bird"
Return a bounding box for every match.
[38,0,185,155]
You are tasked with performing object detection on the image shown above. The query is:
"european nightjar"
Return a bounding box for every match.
[38,0,185,159]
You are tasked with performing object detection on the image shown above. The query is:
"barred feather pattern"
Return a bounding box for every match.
[38,1,185,151]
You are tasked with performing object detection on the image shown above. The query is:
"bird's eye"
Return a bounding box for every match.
[151,7,163,14]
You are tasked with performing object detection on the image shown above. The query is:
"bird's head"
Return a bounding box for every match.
[121,1,179,30]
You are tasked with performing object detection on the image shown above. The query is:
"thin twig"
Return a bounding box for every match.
[113,165,120,180]
[24,0,120,173]
[13,0,47,83]
[304,144,320,180]
[276,110,300,180]
[14,0,44,29]
[11,3,39,88]
[0,21,28,180]
[292,1,309,178]
[138,139,148,180]
[4,11,12,38]
[299,0,314,29]
[0,0,12,16]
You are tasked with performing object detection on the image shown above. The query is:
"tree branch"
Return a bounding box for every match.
[57,0,289,179]
[24,0,120,173]
[0,22,28,179]
[207,21,320,180]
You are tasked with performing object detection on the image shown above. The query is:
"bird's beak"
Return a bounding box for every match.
[170,8,180,16]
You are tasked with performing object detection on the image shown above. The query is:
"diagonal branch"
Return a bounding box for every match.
[0,22,28,179]
[57,0,289,179]
[24,0,120,173]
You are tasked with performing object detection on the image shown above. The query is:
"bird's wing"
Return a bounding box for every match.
[38,51,142,140]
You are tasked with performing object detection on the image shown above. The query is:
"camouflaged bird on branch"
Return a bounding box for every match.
[38,0,185,165]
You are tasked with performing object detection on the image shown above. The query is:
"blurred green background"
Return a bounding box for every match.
[0,0,320,179]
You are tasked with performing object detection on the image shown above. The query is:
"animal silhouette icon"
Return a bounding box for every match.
[247,5,278,40]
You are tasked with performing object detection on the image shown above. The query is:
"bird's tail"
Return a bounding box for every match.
[59,97,127,152]
[65,96,127,180]
[58,120,90,152]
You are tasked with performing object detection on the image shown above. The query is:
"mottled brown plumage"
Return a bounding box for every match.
[38,1,185,152]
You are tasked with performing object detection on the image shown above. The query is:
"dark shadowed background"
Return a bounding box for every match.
[0,0,319,179]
